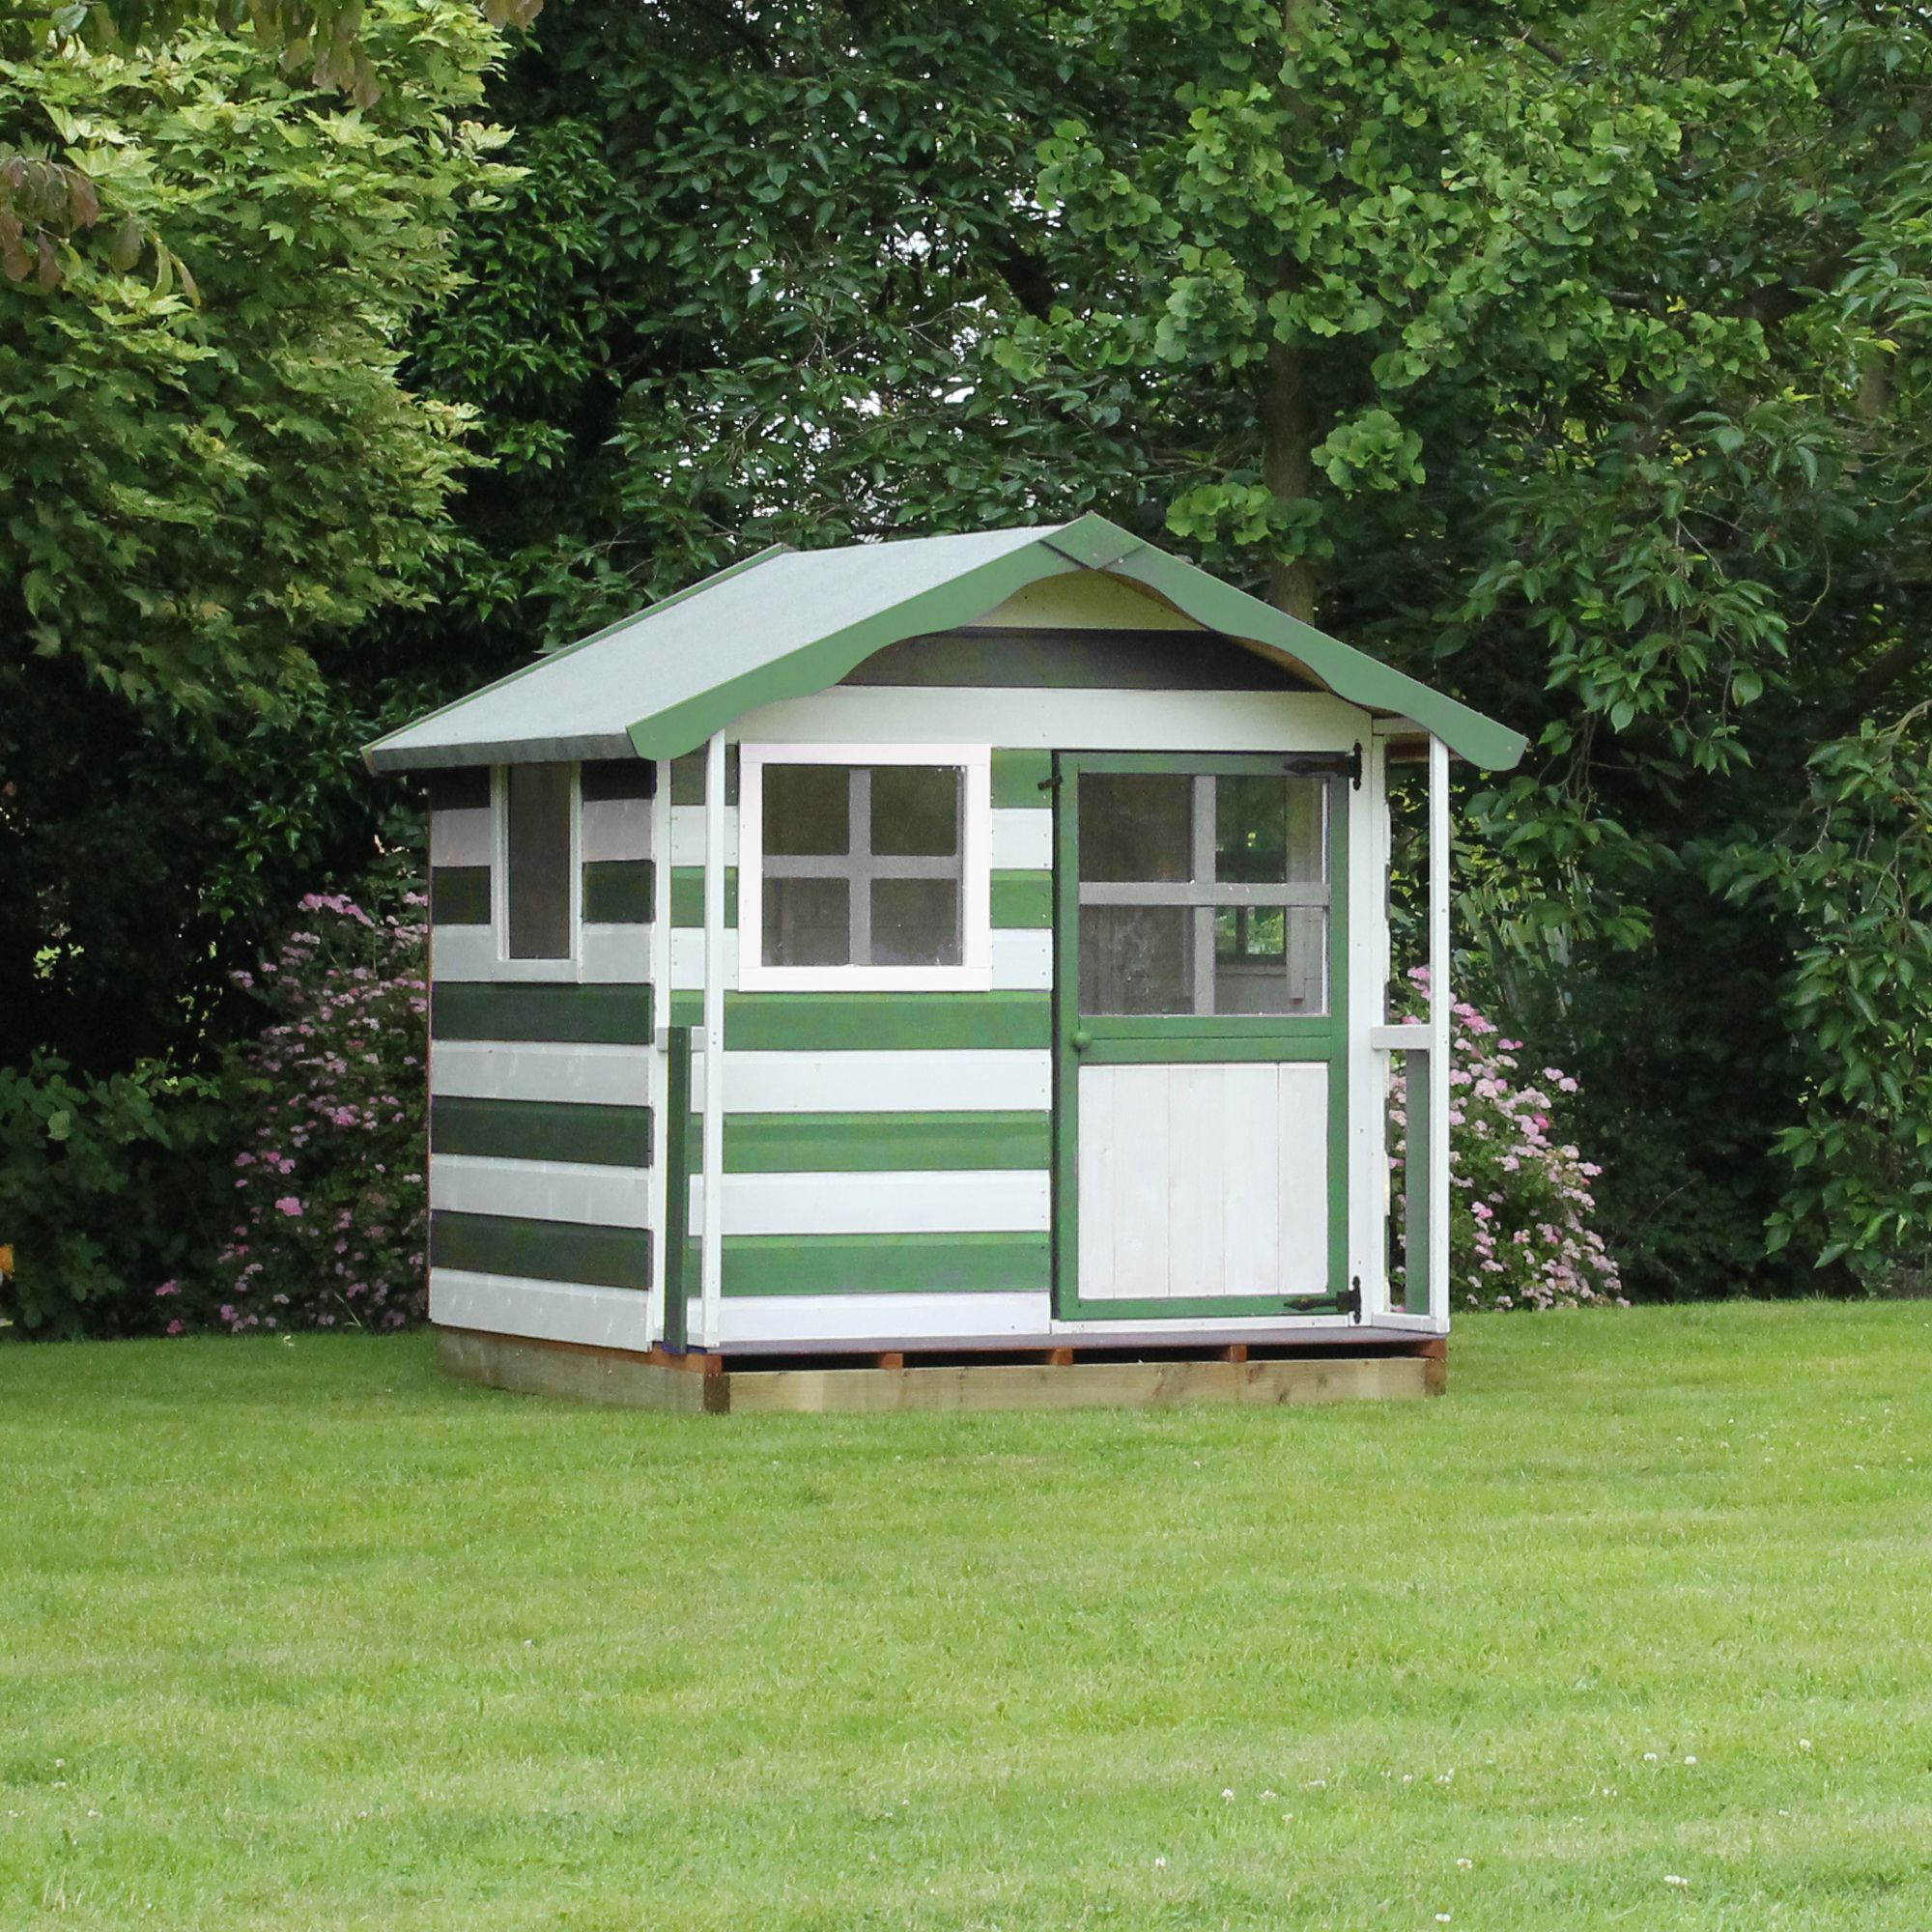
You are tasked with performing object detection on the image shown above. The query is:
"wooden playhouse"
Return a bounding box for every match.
[366,517,1522,1411]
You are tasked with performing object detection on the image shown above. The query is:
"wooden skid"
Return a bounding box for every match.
[437,1326,1443,1414]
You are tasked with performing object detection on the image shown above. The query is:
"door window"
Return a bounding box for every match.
[1076,771,1329,1016]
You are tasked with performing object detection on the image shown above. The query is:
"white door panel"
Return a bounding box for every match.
[1077,1061,1327,1301]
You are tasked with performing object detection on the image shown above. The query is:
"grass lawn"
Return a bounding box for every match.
[4,1304,1932,1929]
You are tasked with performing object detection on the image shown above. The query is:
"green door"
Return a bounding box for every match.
[1052,753,1351,1320]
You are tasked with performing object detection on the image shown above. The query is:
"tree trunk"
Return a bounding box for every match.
[1264,0,1318,624]
[1261,324,1317,622]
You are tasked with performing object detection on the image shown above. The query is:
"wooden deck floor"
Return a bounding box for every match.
[437,1326,1446,1414]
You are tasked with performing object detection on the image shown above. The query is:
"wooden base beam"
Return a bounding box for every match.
[437,1327,1444,1415]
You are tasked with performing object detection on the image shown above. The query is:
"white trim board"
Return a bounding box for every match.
[669,806,739,867]
[430,1040,655,1107]
[730,685,1371,751]
[431,1269,652,1350]
[582,795,652,863]
[691,1169,1051,1236]
[430,806,491,868]
[438,924,647,985]
[431,1153,652,1229]
[691,1049,1052,1115]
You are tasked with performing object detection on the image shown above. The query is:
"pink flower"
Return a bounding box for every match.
[165,1320,185,1336]
[274,1196,303,1218]
[154,1280,180,1297]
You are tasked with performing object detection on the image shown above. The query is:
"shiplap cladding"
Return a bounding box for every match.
[668,740,1056,1331]
[425,760,657,1348]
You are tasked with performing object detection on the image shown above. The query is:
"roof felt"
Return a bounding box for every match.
[365,516,1524,773]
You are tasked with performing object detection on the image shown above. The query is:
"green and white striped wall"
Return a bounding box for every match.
[666,744,1057,1346]
[424,760,663,1350]
[417,665,1386,1353]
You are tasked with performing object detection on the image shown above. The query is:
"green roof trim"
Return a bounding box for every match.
[365,517,1523,775]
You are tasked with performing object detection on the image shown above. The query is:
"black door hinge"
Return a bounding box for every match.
[1345,1275,1363,1322]
[1282,745,1363,789]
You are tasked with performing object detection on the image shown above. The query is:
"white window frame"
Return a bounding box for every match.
[738,741,993,993]
[490,762,582,980]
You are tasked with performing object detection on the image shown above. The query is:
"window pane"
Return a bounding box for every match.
[872,878,959,966]
[870,766,959,857]
[765,765,849,856]
[1079,905,1194,1014]
[506,763,572,960]
[1214,907,1328,1013]
[1078,773,1193,883]
[1215,775,1327,883]
[763,877,849,966]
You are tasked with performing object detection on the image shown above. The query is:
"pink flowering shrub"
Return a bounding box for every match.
[1390,971,1623,1311]
[174,892,429,1335]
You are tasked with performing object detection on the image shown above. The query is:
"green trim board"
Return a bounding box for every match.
[692,1111,1049,1174]
[842,629,1314,692]
[661,1024,695,1350]
[582,859,654,923]
[668,990,1050,1051]
[670,867,740,927]
[430,1096,653,1169]
[721,1232,1049,1296]
[990,869,1052,928]
[366,517,1523,776]
[580,758,656,801]
[433,981,654,1046]
[430,1210,651,1289]
[1049,751,1352,1321]
[429,866,491,926]
[670,746,741,805]
[991,748,1054,808]
[426,767,490,810]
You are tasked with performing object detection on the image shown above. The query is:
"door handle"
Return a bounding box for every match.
[1070,1028,1093,1053]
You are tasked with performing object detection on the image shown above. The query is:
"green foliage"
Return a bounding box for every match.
[0,1,508,716]
[200,892,429,1336]
[1707,709,1932,1279]
[0,1054,226,1337]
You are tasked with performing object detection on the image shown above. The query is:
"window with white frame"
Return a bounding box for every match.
[738,744,992,990]
[498,762,577,963]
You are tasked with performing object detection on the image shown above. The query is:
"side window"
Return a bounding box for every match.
[502,762,575,961]
[740,745,990,989]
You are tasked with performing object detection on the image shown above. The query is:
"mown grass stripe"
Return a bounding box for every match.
[429,1210,650,1289]
[430,1096,652,1169]
[670,867,740,927]
[430,867,492,926]
[668,990,1049,1051]
[991,748,1054,809]
[433,982,653,1046]
[692,1111,1048,1174]
[582,859,654,924]
[990,869,1051,928]
[721,1231,1049,1296]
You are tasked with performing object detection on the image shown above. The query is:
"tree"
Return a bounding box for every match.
[0,0,508,1072]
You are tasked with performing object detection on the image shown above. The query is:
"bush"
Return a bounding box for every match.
[0,1056,228,1338]
[171,893,430,1336]
[1390,973,1624,1311]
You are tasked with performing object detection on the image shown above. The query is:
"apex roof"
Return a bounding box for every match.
[365,515,1523,773]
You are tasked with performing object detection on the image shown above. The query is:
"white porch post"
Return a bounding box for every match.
[700,729,728,1349]
[1427,733,1452,1330]
[647,758,672,1346]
